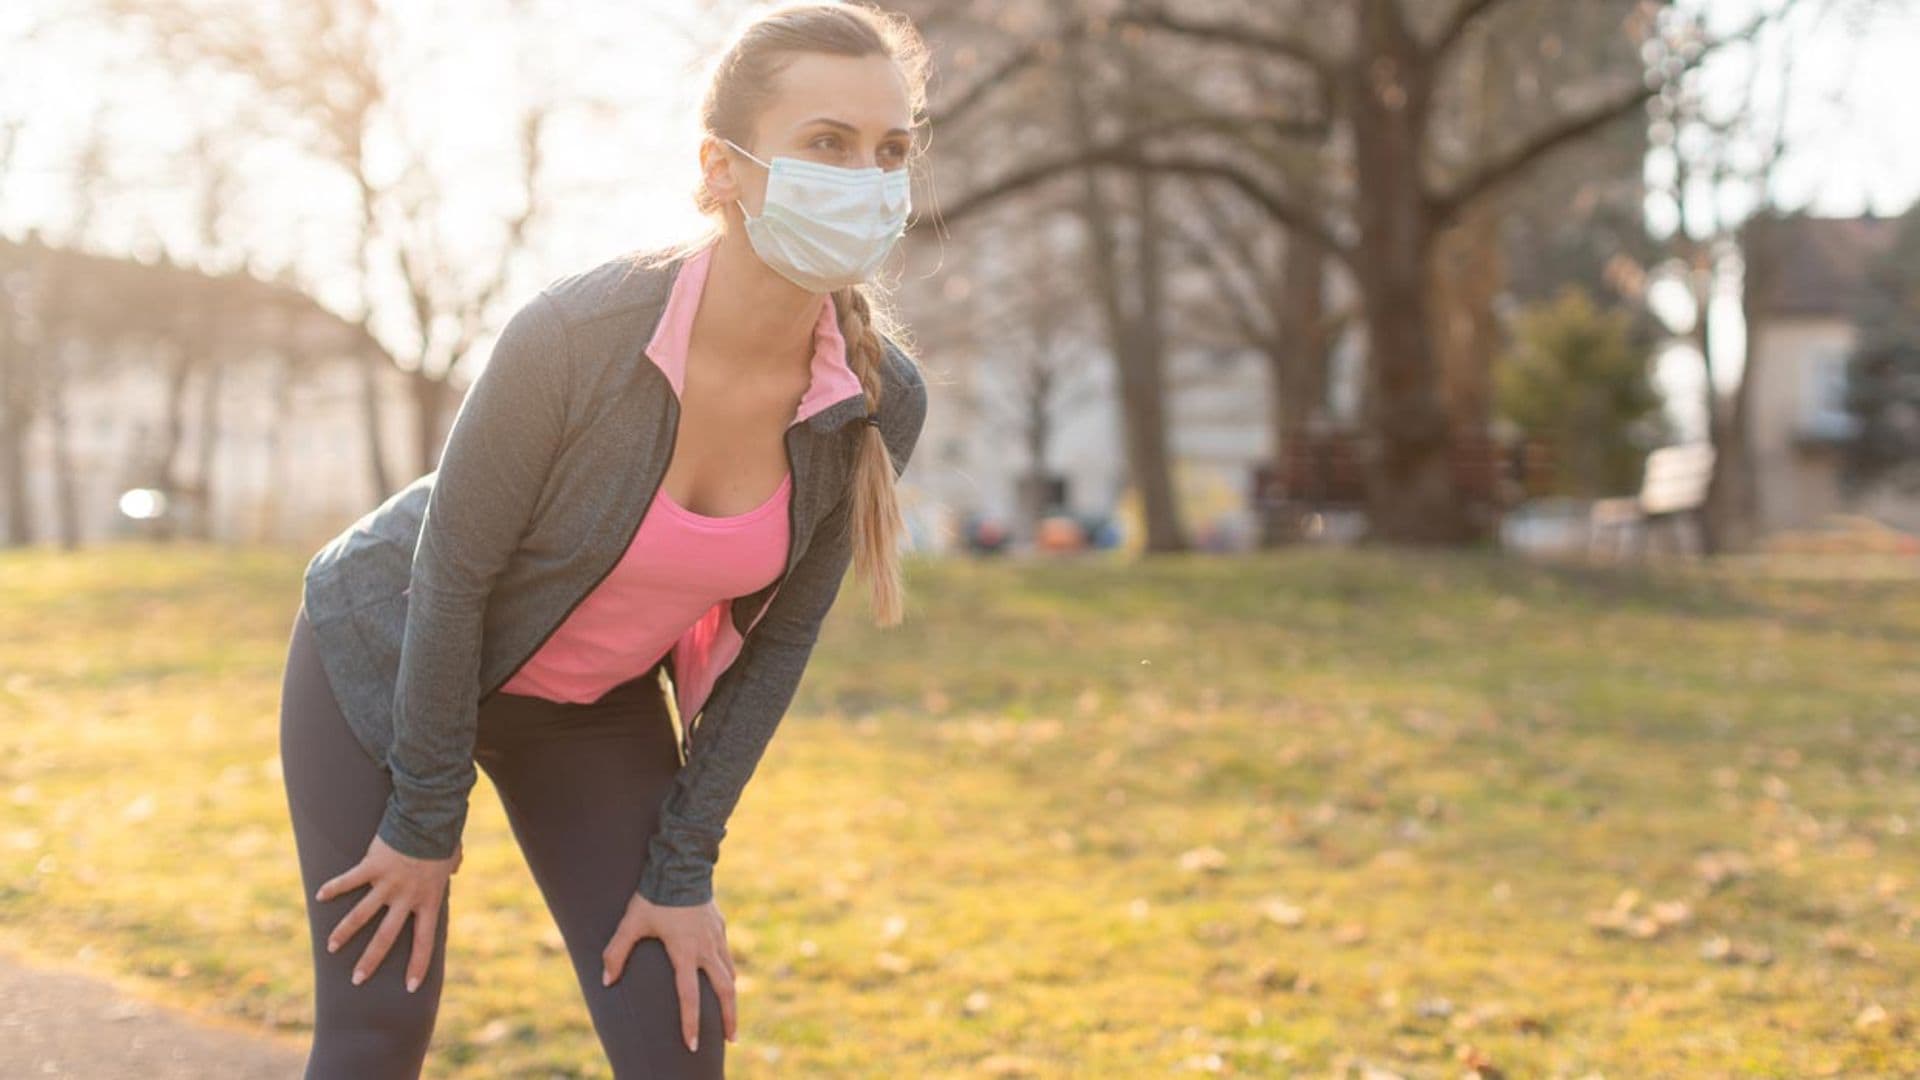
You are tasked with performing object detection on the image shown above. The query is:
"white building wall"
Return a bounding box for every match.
[13,344,417,549]
[1746,314,1859,534]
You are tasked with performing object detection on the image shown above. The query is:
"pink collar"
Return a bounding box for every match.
[642,239,866,426]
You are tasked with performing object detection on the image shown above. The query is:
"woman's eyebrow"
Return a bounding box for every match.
[797,116,912,139]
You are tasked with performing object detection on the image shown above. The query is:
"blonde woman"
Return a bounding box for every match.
[277,5,931,1075]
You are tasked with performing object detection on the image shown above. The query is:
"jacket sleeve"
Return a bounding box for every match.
[377,290,572,860]
[635,342,929,906]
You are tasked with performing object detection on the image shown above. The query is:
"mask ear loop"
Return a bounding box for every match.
[721,136,771,171]
[721,137,770,221]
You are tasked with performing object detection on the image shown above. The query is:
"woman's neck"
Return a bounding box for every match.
[694,231,827,377]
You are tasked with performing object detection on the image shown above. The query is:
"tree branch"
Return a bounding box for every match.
[1427,5,1786,228]
[924,140,1351,269]
[1113,3,1339,82]
[924,39,1055,132]
[1424,0,1521,60]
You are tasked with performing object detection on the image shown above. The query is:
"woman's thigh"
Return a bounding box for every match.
[474,673,726,1079]
[280,604,449,1079]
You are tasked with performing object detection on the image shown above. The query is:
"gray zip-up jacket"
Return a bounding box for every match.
[299,243,927,907]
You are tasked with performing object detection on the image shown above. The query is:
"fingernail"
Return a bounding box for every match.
[407,976,420,993]
[602,970,612,986]
[352,970,365,986]
[688,1034,698,1052]
[326,941,337,954]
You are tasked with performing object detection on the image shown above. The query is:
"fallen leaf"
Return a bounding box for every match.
[1258,897,1305,927]
[1179,846,1230,873]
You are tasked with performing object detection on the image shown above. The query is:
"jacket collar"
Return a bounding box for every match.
[641,237,869,433]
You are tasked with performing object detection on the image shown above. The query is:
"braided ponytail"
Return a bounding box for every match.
[833,282,911,626]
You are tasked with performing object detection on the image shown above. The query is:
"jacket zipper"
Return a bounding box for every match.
[739,420,802,639]
[672,418,803,760]
[479,394,683,701]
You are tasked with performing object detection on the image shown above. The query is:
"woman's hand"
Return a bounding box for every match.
[315,834,460,994]
[601,891,737,1053]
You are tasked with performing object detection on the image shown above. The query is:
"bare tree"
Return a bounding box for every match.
[1650,0,1875,553]
[0,6,71,546]
[925,0,1786,545]
[975,218,1106,540]
[105,0,561,494]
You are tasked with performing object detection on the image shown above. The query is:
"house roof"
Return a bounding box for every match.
[1744,212,1902,318]
[0,230,381,361]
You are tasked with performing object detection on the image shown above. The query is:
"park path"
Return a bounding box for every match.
[0,948,305,1078]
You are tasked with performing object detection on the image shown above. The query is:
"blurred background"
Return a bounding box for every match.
[4,1,1920,1077]
[3,0,1917,562]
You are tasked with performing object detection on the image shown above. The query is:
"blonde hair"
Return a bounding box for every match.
[636,2,930,627]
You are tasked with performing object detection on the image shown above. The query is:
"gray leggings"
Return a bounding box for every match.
[278,603,727,1078]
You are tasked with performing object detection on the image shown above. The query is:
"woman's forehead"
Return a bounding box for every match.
[758,53,913,137]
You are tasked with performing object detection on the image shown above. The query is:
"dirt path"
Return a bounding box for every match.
[0,949,305,1078]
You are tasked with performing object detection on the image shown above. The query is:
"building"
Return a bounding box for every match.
[1,234,415,550]
[1741,211,1917,536]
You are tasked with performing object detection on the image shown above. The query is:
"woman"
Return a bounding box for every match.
[277,5,932,1076]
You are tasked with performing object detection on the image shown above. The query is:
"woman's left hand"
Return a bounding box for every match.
[601,891,737,1053]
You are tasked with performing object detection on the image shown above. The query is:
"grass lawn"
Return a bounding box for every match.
[1,542,1916,1078]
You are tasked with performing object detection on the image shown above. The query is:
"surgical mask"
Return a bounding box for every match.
[722,137,911,293]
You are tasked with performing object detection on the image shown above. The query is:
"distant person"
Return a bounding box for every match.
[276,5,931,1075]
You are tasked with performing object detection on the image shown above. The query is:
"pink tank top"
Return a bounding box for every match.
[496,472,792,702]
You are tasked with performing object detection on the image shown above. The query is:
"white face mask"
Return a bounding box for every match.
[722,136,911,293]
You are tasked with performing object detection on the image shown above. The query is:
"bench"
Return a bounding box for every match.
[1587,442,1715,558]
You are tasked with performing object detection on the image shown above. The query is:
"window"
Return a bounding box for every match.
[1798,345,1860,442]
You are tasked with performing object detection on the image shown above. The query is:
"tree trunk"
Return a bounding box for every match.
[359,350,392,502]
[1429,200,1502,442]
[1120,164,1186,553]
[192,355,223,542]
[1708,215,1775,552]
[0,312,34,547]
[153,340,194,542]
[1020,365,1055,540]
[1263,231,1332,546]
[1347,1,1467,544]
[44,340,80,551]
[258,347,296,543]
[411,368,458,478]
[1057,8,1187,553]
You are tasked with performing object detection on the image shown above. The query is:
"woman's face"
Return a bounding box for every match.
[711,51,915,217]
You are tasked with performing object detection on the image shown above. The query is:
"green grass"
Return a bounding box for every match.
[1,542,1917,1077]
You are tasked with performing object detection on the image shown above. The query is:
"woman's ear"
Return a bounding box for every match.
[701,136,745,210]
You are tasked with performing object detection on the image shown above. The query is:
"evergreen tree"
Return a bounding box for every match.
[1843,203,1920,492]
[1496,284,1672,498]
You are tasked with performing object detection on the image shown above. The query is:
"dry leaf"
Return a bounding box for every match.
[1259,897,1305,927]
[1178,846,1230,873]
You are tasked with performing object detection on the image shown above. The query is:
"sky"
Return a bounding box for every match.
[1,0,730,319]
[2,0,1916,441]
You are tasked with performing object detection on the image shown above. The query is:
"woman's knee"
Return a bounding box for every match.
[586,935,727,1078]
[304,888,449,1079]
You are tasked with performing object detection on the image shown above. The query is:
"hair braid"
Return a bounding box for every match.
[833,281,909,625]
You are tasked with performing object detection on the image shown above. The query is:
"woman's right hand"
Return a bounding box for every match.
[315,834,460,994]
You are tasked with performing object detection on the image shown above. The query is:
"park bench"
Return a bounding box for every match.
[1252,429,1554,541]
[1586,441,1715,558]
